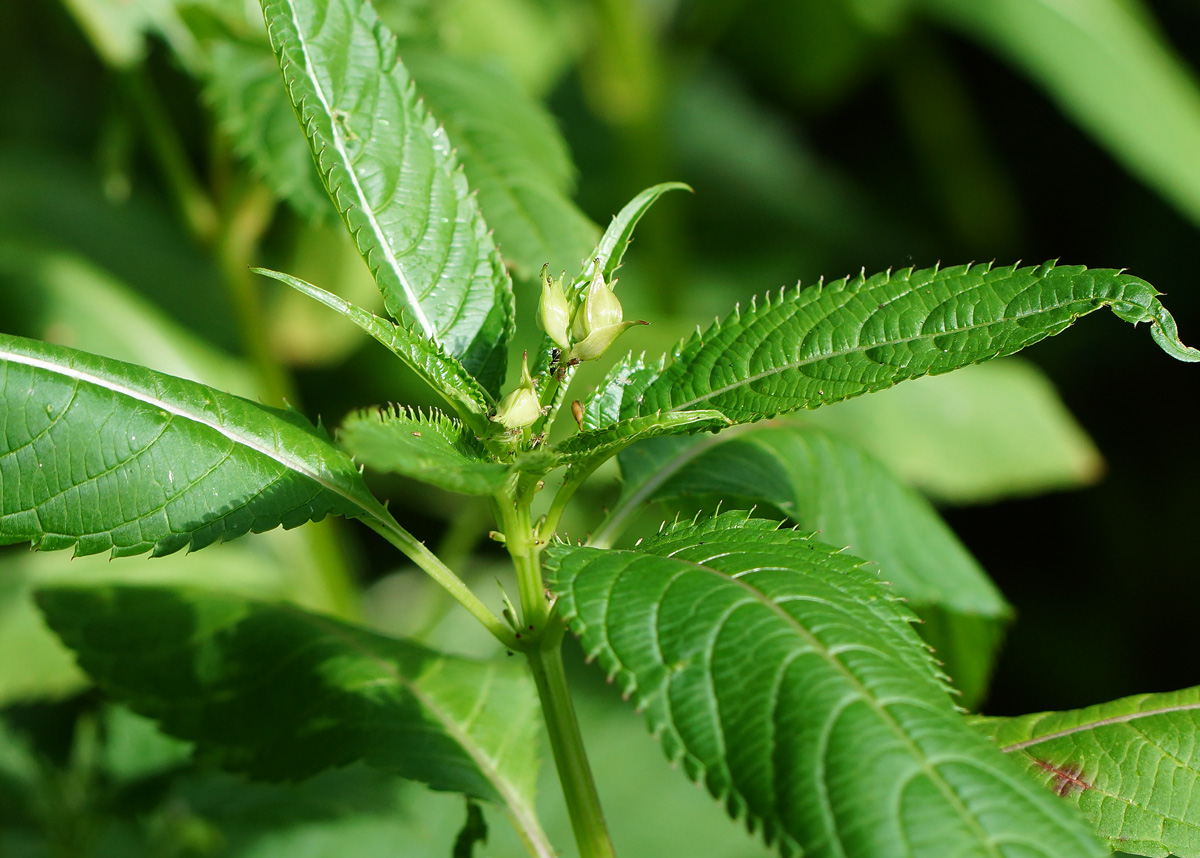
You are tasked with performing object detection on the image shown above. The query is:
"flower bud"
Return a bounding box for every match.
[571,267,623,342]
[536,264,572,350]
[490,352,541,430]
[570,319,648,362]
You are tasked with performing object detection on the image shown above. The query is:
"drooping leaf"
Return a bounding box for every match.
[204,39,331,222]
[804,358,1102,504]
[404,50,598,280]
[35,585,552,855]
[919,0,1200,230]
[0,333,387,558]
[545,512,1105,858]
[260,0,514,393]
[553,410,730,465]
[975,686,1200,857]
[252,268,493,430]
[605,424,1009,707]
[339,407,538,495]
[584,262,1199,428]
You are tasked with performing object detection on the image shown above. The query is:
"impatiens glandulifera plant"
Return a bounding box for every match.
[2,0,1200,857]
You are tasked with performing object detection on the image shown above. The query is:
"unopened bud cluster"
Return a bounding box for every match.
[538,262,646,364]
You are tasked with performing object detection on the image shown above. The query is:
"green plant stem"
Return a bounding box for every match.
[362,515,520,651]
[120,68,219,244]
[495,495,549,631]
[526,628,616,858]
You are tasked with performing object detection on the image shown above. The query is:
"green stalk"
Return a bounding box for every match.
[526,625,616,858]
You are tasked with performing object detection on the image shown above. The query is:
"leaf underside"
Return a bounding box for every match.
[0,334,384,558]
[584,261,1198,428]
[615,424,1010,707]
[545,512,1104,858]
[975,686,1200,858]
[261,0,514,393]
[35,586,546,838]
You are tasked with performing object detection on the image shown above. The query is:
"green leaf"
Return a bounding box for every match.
[545,512,1104,858]
[260,0,514,392]
[0,333,386,558]
[204,39,331,222]
[553,410,730,465]
[803,358,1103,504]
[252,268,493,429]
[588,182,691,288]
[975,686,1200,857]
[339,407,519,495]
[35,585,552,853]
[404,50,598,280]
[607,424,1010,707]
[919,0,1200,230]
[586,262,1198,426]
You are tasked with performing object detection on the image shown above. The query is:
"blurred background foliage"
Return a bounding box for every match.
[1,0,1198,855]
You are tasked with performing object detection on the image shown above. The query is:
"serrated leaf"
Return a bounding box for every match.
[587,262,1199,426]
[608,424,1010,707]
[404,50,598,280]
[974,687,1200,857]
[204,39,331,222]
[545,512,1104,858]
[261,0,514,393]
[252,268,493,429]
[553,410,730,465]
[0,333,387,558]
[339,407,517,495]
[35,585,552,855]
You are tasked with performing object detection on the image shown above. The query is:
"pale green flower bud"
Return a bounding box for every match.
[537,265,572,350]
[490,352,541,429]
[571,268,624,342]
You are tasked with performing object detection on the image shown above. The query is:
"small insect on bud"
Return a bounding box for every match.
[567,262,647,361]
[490,352,541,430]
[537,264,572,351]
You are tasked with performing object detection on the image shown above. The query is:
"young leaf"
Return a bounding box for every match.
[260,0,514,393]
[604,424,1010,707]
[339,406,555,495]
[0,334,391,558]
[35,585,553,856]
[404,50,599,279]
[252,268,493,430]
[545,513,1104,858]
[553,410,731,465]
[586,262,1199,426]
[975,686,1200,857]
[589,182,691,288]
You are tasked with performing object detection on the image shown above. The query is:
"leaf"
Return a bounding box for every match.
[607,424,1010,707]
[339,407,520,496]
[545,512,1104,858]
[553,410,731,465]
[403,50,598,280]
[588,182,691,289]
[803,358,1102,504]
[261,0,514,393]
[252,268,493,429]
[35,585,552,854]
[0,333,386,558]
[586,262,1199,426]
[919,0,1200,230]
[204,39,331,222]
[975,686,1200,857]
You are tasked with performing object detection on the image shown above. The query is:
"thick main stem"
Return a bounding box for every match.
[526,624,616,858]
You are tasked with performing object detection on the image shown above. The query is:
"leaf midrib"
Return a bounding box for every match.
[664,277,1101,413]
[1000,702,1200,752]
[1,346,383,524]
[280,0,436,339]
